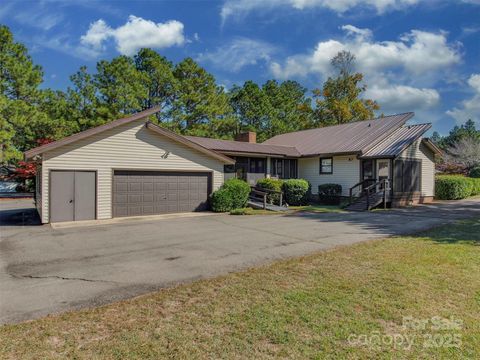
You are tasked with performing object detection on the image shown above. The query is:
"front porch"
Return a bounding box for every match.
[348,157,429,210]
[224,156,298,185]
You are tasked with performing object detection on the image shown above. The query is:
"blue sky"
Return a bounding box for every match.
[2,0,480,135]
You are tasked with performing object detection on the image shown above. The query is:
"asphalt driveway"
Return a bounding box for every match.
[1,198,479,324]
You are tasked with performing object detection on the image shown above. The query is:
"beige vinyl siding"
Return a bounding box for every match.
[35,167,42,218]
[299,155,360,196]
[41,119,225,223]
[399,139,435,197]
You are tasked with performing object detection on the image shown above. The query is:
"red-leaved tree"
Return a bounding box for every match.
[8,138,53,191]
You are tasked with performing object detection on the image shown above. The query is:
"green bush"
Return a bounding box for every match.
[435,175,474,200]
[256,178,283,204]
[210,189,233,212]
[222,178,251,209]
[318,183,342,205]
[318,183,342,196]
[468,177,480,196]
[282,179,309,205]
[210,178,251,212]
[469,167,480,178]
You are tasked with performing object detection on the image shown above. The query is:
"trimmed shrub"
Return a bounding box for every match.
[469,167,480,178]
[210,178,251,212]
[282,179,309,205]
[256,178,283,204]
[435,175,474,200]
[468,177,480,196]
[222,178,251,209]
[210,189,233,212]
[318,183,342,205]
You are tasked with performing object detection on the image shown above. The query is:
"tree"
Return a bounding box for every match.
[0,25,47,163]
[446,136,480,171]
[433,119,479,149]
[313,50,379,126]
[36,89,74,139]
[229,80,314,142]
[262,80,313,138]
[171,58,233,136]
[134,48,177,121]
[94,56,148,119]
[230,80,273,139]
[64,66,102,132]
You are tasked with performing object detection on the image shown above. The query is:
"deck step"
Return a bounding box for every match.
[346,193,385,211]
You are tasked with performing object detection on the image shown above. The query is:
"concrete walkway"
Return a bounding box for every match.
[1,198,479,324]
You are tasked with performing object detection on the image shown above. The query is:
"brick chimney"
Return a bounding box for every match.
[235,131,257,143]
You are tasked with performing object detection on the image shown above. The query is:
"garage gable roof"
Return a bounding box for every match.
[25,107,162,159]
[25,106,234,165]
[145,122,235,164]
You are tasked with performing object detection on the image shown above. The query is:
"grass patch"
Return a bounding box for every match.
[229,207,279,215]
[1,219,479,358]
[289,204,345,213]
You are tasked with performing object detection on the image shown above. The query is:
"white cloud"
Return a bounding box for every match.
[271,26,461,79]
[80,15,185,57]
[221,0,420,22]
[32,33,100,60]
[197,38,277,72]
[365,84,440,112]
[80,19,112,54]
[14,8,64,31]
[468,74,480,92]
[269,25,461,114]
[447,74,480,124]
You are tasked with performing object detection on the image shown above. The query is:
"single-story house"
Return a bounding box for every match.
[25,107,441,223]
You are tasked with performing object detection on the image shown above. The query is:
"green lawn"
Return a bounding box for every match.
[1,219,479,359]
[229,207,280,215]
[289,204,345,213]
[229,204,345,215]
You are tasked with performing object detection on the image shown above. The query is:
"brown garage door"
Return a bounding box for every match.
[113,170,211,217]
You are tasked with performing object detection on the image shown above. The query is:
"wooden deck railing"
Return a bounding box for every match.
[349,179,391,210]
[250,186,284,209]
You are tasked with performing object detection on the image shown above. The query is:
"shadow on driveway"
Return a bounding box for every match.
[285,198,480,238]
[0,199,41,227]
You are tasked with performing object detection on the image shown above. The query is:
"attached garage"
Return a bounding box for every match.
[112,171,211,217]
[25,107,234,223]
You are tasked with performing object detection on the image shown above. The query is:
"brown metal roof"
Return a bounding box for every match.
[361,123,432,158]
[421,138,443,156]
[145,123,235,164]
[26,109,426,163]
[262,113,414,156]
[25,106,161,159]
[185,136,300,157]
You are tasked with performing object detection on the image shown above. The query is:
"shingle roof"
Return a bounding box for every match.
[25,107,235,164]
[25,107,162,159]
[185,136,300,157]
[262,113,414,156]
[361,123,432,158]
